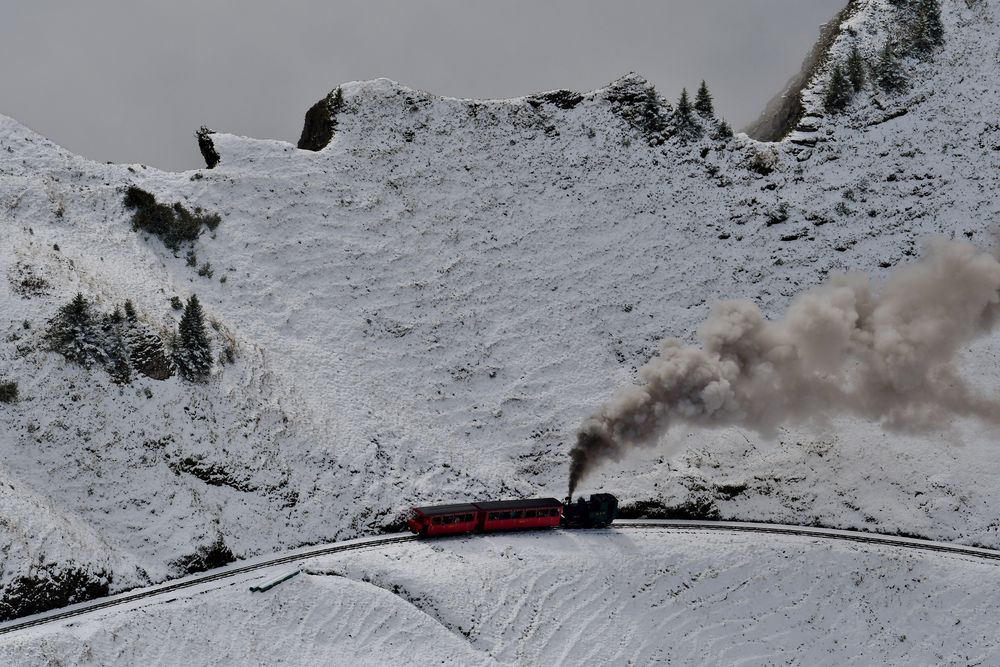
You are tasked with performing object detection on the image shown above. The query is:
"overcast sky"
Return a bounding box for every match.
[2,1,843,171]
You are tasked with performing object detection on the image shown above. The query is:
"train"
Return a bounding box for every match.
[407,493,618,537]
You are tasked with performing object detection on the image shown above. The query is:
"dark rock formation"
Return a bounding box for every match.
[297,87,343,151]
[196,126,220,169]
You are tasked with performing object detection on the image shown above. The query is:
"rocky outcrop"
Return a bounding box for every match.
[196,126,220,169]
[297,87,343,151]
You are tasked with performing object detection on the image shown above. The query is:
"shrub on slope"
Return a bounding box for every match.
[123,186,220,252]
[0,567,111,622]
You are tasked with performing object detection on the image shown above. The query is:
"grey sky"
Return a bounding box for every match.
[2,1,844,171]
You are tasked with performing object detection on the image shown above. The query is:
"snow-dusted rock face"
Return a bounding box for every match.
[1,0,999,619]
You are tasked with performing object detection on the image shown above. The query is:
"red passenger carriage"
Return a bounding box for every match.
[407,498,563,536]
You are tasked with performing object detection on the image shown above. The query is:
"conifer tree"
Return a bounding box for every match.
[676,88,693,120]
[101,311,132,385]
[714,119,734,140]
[876,41,907,92]
[846,45,866,92]
[174,294,212,382]
[694,80,714,118]
[673,88,702,140]
[912,0,945,55]
[824,64,853,114]
[121,301,174,380]
[639,86,669,143]
[46,293,104,367]
[922,0,945,47]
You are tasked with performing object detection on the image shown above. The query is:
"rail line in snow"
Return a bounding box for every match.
[613,520,1000,563]
[0,534,417,637]
[4,520,1000,637]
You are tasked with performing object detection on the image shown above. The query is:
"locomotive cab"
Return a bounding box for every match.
[562,493,619,528]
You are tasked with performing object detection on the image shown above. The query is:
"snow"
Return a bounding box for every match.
[0,0,999,645]
[5,529,1000,665]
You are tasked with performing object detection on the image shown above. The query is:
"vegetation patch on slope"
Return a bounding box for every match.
[0,566,111,622]
[169,537,236,575]
[124,186,221,252]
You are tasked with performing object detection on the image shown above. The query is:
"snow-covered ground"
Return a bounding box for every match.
[5,529,1000,666]
[1,0,1000,632]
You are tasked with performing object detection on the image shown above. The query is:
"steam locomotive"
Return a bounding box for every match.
[407,493,618,537]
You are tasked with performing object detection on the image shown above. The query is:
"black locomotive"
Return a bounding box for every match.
[562,493,619,528]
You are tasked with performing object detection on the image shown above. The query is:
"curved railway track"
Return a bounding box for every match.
[614,520,1000,562]
[3,520,999,637]
[0,534,417,637]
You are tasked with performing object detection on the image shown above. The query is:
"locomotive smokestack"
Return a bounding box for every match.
[568,238,1000,491]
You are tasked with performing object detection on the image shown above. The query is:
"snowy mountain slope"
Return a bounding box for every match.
[6,529,1000,666]
[1,0,1000,619]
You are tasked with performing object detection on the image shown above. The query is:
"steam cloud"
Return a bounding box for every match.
[568,238,1000,496]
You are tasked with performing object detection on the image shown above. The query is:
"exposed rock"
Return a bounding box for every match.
[297,87,344,151]
[196,126,220,169]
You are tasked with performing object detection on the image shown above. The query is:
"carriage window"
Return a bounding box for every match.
[462,513,474,522]
[525,510,537,518]
[511,511,523,519]
[432,517,442,524]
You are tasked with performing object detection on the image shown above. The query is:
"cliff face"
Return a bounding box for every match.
[1,0,999,621]
[296,87,344,151]
[744,0,865,141]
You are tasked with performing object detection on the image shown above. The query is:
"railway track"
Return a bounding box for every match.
[613,520,1000,563]
[3,520,1000,637]
[0,534,417,637]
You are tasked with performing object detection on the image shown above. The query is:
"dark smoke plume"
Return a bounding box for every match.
[568,239,1000,496]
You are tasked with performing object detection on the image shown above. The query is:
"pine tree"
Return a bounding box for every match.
[100,312,132,385]
[824,64,854,114]
[676,88,693,121]
[639,87,668,144]
[174,295,212,382]
[123,300,138,323]
[714,119,734,140]
[923,0,945,47]
[846,45,866,92]
[46,293,105,367]
[694,80,714,118]
[673,88,702,140]
[912,0,945,55]
[876,41,907,93]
